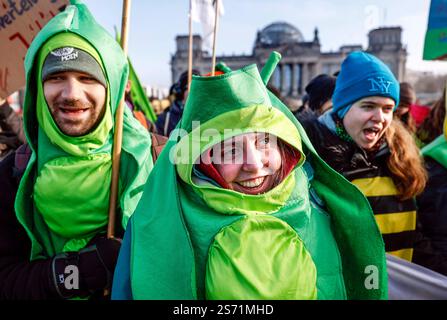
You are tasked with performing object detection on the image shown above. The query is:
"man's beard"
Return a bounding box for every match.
[50,99,104,137]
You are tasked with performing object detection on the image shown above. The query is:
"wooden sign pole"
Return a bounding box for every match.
[211,0,220,76]
[107,0,132,239]
[188,0,194,91]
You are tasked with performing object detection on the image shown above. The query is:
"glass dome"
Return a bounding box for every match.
[258,22,304,47]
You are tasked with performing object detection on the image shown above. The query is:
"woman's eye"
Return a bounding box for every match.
[224,148,238,157]
[220,142,236,158]
[257,134,270,147]
[218,148,238,163]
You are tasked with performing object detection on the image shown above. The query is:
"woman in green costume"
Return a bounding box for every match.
[112,53,387,300]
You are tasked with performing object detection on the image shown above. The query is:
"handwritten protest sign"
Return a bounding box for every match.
[0,0,69,98]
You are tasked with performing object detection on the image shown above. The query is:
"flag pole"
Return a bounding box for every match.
[211,0,220,76]
[188,0,194,91]
[107,0,131,240]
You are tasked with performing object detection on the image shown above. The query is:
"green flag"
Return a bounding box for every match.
[424,0,447,60]
[115,28,157,122]
[128,59,157,122]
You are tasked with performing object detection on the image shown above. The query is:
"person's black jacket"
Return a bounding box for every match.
[155,100,184,137]
[294,107,317,126]
[417,158,447,257]
[0,151,60,299]
[0,148,125,300]
[0,101,25,160]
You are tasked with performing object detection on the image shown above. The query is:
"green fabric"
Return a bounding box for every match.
[205,214,317,300]
[422,89,447,168]
[179,65,272,133]
[423,1,447,60]
[31,33,114,254]
[34,155,111,237]
[176,165,346,300]
[15,2,153,260]
[192,170,295,215]
[422,135,447,169]
[424,26,447,61]
[129,53,387,300]
[128,59,157,123]
[35,33,113,157]
[175,105,304,215]
[114,28,157,123]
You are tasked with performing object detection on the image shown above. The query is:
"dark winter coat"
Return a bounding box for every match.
[155,100,184,137]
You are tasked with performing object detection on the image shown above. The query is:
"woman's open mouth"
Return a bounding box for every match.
[363,127,381,142]
[237,177,265,188]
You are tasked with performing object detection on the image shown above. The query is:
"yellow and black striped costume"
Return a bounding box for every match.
[351,175,418,261]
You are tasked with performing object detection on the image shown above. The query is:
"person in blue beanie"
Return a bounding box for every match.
[302,51,447,273]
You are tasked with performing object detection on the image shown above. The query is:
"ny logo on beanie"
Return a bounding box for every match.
[332,51,400,118]
[368,77,393,94]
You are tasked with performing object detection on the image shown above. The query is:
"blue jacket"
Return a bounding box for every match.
[155,100,184,137]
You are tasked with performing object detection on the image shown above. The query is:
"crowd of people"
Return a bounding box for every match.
[1,2,447,300]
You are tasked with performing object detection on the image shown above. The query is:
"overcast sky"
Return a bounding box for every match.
[83,0,446,89]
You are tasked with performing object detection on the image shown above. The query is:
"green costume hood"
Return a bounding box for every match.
[422,89,447,168]
[128,53,387,300]
[15,1,153,259]
[422,135,447,168]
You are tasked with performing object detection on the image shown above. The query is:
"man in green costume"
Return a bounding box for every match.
[112,53,388,300]
[0,1,154,299]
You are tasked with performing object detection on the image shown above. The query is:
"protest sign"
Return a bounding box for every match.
[424,0,447,60]
[0,0,69,98]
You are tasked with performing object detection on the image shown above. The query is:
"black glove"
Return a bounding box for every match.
[51,236,122,299]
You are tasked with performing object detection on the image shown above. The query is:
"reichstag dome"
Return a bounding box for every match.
[257,22,305,47]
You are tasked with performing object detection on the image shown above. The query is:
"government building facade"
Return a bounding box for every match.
[171,22,407,98]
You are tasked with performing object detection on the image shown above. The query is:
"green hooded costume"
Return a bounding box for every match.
[422,134,447,169]
[15,1,153,260]
[422,89,447,168]
[112,52,387,300]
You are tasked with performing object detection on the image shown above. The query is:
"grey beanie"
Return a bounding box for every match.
[42,47,107,87]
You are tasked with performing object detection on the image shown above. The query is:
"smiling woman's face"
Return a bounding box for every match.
[342,96,395,150]
[211,132,282,195]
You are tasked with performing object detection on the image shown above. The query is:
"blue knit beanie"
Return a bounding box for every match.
[332,51,400,119]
